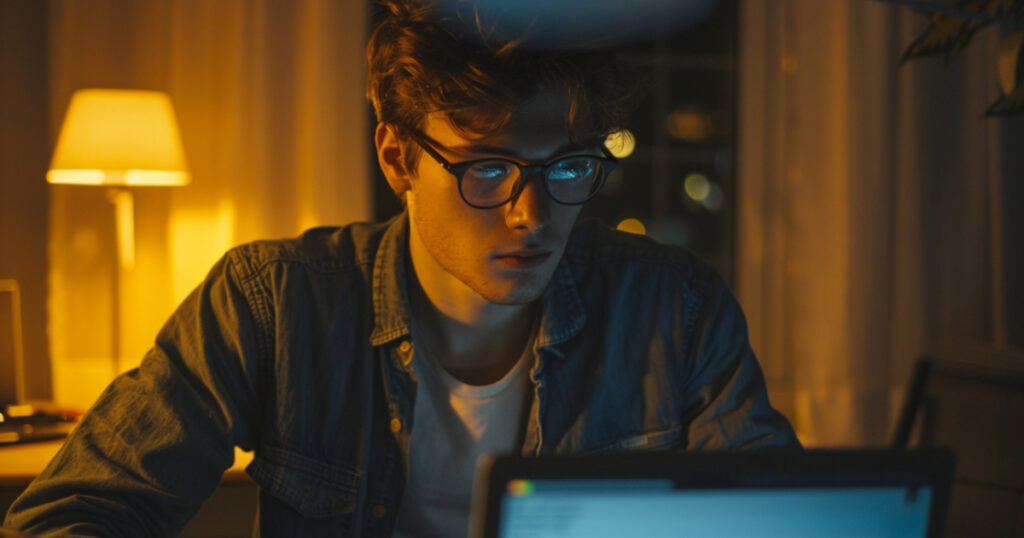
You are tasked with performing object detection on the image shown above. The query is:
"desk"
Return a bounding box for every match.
[0,440,257,536]
[0,439,254,487]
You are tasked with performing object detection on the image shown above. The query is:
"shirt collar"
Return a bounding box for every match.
[369,211,413,346]
[368,210,587,351]
[535,256,587,349]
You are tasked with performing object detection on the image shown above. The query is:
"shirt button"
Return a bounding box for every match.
[399,341,412,353]
[372,504,387,518]
[389,418,402,433]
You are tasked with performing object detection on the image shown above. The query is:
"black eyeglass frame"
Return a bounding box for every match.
[402,127,619,210]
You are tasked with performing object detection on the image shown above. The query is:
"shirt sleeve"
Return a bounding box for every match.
[3,250,266,536]
[681,274,801,451]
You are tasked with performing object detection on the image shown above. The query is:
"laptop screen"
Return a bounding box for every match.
[498,480,932,537]
[472,449,954,538]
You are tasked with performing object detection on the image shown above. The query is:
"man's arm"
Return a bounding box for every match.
[682,275,800,450]
[3,251,264,535]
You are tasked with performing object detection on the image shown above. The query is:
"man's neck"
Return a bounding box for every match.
[407,236,538,385]
[411,287,536,385]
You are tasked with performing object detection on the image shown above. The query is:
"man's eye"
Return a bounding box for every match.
[548,158,596,181]
[466,162,514,181]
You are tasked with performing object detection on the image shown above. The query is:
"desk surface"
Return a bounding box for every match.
[0,440,254,487]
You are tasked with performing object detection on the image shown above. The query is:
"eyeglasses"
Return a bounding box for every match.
[403,127,618,209]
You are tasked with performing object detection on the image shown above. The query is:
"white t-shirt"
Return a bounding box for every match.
[392,332,534,538]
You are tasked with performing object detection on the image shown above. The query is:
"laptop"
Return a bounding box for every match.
[470,448,955,538]
[0,279,77,445]
[0,280,25,411]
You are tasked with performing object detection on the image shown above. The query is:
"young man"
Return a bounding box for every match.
[5,1,797,536]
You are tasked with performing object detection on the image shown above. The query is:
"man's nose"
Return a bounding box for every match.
[505,172,550,232]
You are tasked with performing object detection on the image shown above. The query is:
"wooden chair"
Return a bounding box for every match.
[891,350,1024,537]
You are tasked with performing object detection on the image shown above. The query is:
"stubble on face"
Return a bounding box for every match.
[405,91,586,311]
[407,185,565,307]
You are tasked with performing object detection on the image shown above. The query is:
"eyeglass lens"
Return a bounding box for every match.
[461,157,606,206]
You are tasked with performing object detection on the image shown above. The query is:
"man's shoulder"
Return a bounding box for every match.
[564,218,718,284]
[225,217,396,276]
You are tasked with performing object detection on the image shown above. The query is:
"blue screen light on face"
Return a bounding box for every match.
[498,483,932,538]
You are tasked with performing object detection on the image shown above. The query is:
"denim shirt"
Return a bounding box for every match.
[5,211,798,536]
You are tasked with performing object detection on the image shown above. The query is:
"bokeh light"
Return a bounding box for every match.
[681,173,725,213]
[703,183,725,213]
[648,217,695,248]
[616,218,647,235]
[604,129,635,158]
[666,107,712,142]
[683,173,711,201]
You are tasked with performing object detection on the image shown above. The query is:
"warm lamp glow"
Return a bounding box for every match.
[46,89,192,384]
[48,89,190,186]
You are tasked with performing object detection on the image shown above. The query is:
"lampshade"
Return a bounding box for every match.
[48,89,191,186]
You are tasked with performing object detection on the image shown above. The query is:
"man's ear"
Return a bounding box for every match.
[375,123,412,196]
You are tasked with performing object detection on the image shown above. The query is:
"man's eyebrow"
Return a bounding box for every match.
[446,141,599,161]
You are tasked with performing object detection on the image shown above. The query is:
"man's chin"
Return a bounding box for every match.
[472,278,548,306]
[458,258,560,305]
[476,288,544,306]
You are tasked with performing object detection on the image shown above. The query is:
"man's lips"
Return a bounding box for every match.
[494,250,552,269]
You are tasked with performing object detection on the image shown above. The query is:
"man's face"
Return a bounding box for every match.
[403,88,591,306]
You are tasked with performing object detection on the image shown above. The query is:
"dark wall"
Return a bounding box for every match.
[0,1,52,401]
[1003,118,1024,348]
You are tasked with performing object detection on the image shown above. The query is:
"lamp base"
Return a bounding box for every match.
[106,187,134,272]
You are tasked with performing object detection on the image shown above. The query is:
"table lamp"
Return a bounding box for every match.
[47,89,190,377]
[48,89,191,270]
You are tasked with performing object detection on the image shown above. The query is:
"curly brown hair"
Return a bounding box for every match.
[366,0,640,171]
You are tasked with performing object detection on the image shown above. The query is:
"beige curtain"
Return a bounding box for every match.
[738,0,1009,446]
[47,0,371,409]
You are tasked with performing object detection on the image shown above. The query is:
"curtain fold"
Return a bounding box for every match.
[738,0,1011,446]
[47,0,370,409]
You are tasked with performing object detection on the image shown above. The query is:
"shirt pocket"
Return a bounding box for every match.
[580,424,683,454]
[247,443,361,518]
